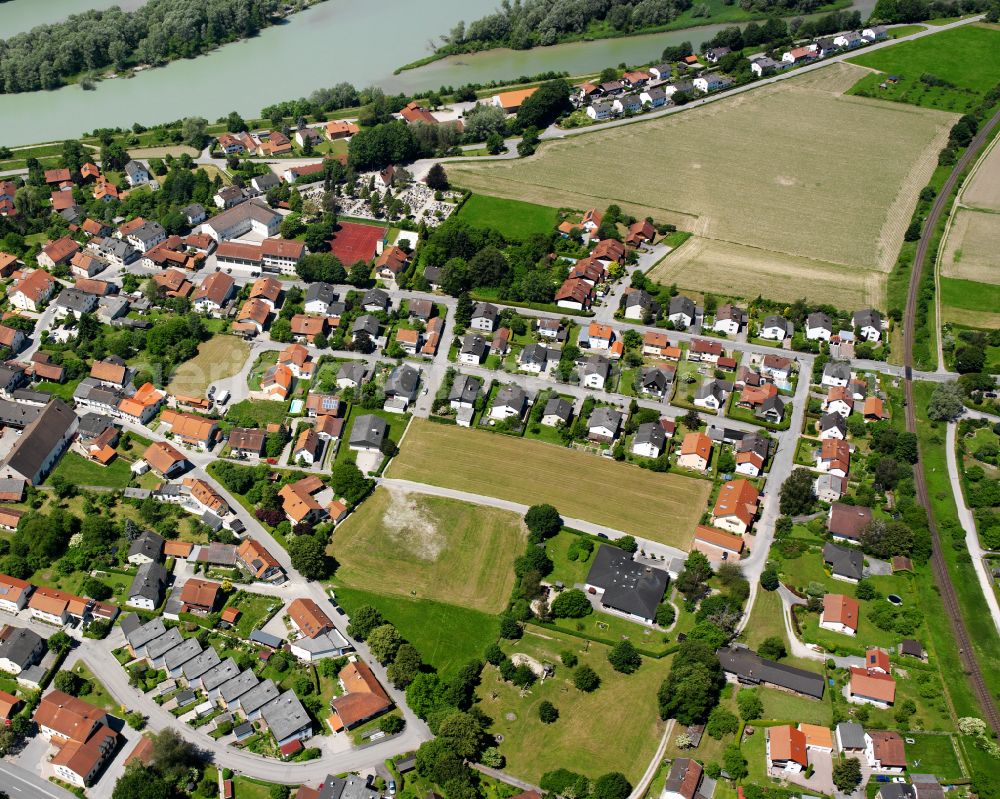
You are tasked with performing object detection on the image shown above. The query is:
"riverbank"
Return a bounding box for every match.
[396,0,854,72]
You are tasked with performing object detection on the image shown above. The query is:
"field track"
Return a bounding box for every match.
[904,100,1000,735]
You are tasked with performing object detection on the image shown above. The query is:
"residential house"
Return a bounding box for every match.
[587,322,615,350]
[693,378,729,411]
[759,315,793,341]
[328,659,393,731]
[767,725,808,773]
[823,385,853,417]
[278,344,315,379]
[863,25,888,40]
[234,299,272,337]
[587,407,622,443]
[783,44,818,63]
[814,473,847,502]
[117,382,166,425]
[817,439,850,477]
[0,574,33,614]
[449,375,482,411]
[692,525,745,562]
[35,691,120,788]
[29,587,90,626]
[160,409,218,450]
[519,343,551,374]
[821,593,859,635]
[806,312,833,340]
[592,239,625,265]
[854,309,884,342]
[661,759,710,799]
[193,272,236,315]
[127,530,165,566]
[555,277,593,310]
[202,200,282,242]
[470,302,499,332]
[490,385,528,420]
[711,479,759,535]
[821,362,852,387]
[229,427,267,458]
[678,432,712,472]
[0,627,45,674]
[236,538,284,582]
[694,74,734,93]
[384,364,420,408]
[9,269,56,312]
[643,331,672,357]
[851,669,897,708]
[123,160,149,187]
[713,304,746,335]
[375,246,409,282]
[622,288,655,320]
[287,598,351,663]
[819,411,847,440]
[866,730,905,770]
[836,722,867,755]
[127,561,168,610]
[336,362,368,390]
[823,542,863,582]
[460,334,488,365]
[640,366,675,399]
[142,441,189,478]
[828,503,872,543]
[760,355,793,386]
[304,283,338,315]
[668,296,696,328]
[350,315,380,342]
[349,415,388,454]
[587,101,615,121]
[38,237,81,269]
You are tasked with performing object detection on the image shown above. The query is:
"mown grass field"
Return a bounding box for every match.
[385,419,711,547]
[904,733,966,780]
[166,334,250,396]
[333,585,500,679]
[480,627,667,784]
[939,277,1000,312]
[450,64,953,307]
[939,209,1000,286]
[456,193,560,240]
[963,136,1000,210]
[848,24,1000,113]
[47,451,134,489]
[330,487,525,614]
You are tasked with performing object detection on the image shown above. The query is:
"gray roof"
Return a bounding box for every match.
[319,775,380,799]
[853,308,883,329]
[642,366,674,391]
[461,334,488,358]
[163,637,203,671]
[472,302,498,322]
[820,411,847,433]
[122,614,165,650]
[349,414,387,449]
[585,545,668,621]
[130,221,165,242]
[0,399,44,429]
[196,542,238,566]
[823,362,852,381]
[543,397,572,422]
[252,173,280,191]
[668,295,696,318]
[249,629,283,648]
[337,361,368,384]
[146,627,184,660]
[305,282,337,306]
[129,560,168,604]
[182,203,205,220]
[695,379,728,403]
[448,374,482,405]
[128,530,164,561]
[78,412,116,439]
[0,477,25,497]
[519,343,549,366]
[219,669,259,703]
[54,288,97,313]
[351,315,380,336]
[233,721,255,740]
[362,288,389,308]
[181,645,221,680]
[581,355,610,378]
[823,542,863,581]
[0,626,43,669]
[124,488,151,501]
[2,398,77,482]
[261,690,312,741]
[836,721,867,749]
[807,311,832,331]
[717,645,825,698]
[238,678,280,714]
[588,406,622,432]
[878,784,915,799]
[738,431,770,459]
[124,160,147,180]
[494,384,527,412]
[763,315,792,335]
[664,759,705,799]
[174,689,198,707]
[634,421,666,450]
[385,364,419,398]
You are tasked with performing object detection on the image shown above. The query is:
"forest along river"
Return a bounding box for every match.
[2,0,147,38]
[0,0,877,145]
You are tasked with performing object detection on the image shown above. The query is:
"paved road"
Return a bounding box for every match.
[945,422,1000,636]
[0,761,77,799]
[776,586,863,668]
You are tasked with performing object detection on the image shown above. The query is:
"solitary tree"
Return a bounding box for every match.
[573,665,601,692]
[524,504,563,539]
[539,700,559,723]
[832,758,863,793]
[608,640,641,674]
[425,163,449,190]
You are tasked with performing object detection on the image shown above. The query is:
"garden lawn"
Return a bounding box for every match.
[903,733,966,778]
[226,399,289,427]
[225,591,284,639]
[758,684,832,726]
[330,487,525,614]
[386,419,711,547]
[848,24,1000,112]
[481,627,667,784]
[232,776,296,799]
[167,335,250,396]
[46,451,134,489]
[335,407,410,468]
[332,586,499,680]
[247,351,279,391]
[71,661,121,713]
[455,193,560,240]
[545,530,595,588]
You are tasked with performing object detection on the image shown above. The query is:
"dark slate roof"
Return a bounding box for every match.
[349,414,387,449]
[181,645,221,680]
[588,406,622,432]
[820,411,847,433]
[351,315,380,336]
[0,626,43,669]
[807,311,832,331]
[668,295,696,318]
[448,374,482,405]
[146,627,184,660]
[239,678,280,714]
[362,288,389,308]
[717,645,825,698]
[543,397,572,422]
[123,615,166,650]
[128,530,164,561]
[319,775,380,799]
[823,362,852,381]
[163,637,203,672]
[385,364,419,398]
[836,722,866,749]
[249,629,283,648]
[494,384,527,411]
[129,560,168,603]
[823,542,863,581]
[461,334,488,358]
[853,309,883,329]
[220,669,259,704]
[305,282,337,306]
[585,545,668,621]
[260,689,311,741]
[3,398,77,482]
[471,302,498,322]
[635,422,666,450]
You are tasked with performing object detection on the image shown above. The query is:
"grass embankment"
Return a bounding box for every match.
[386,419,712,547]
[330,487,525,614]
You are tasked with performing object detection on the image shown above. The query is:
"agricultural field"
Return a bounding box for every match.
[166,335,250,396]
[385,419,712,547]
[456,193,560,240]
[963,137,1000,211]
[848,24,1000,113]
[939,209,1000,286]
[479,627,667,784]
[330,487,526,614]
[449,64,954,308]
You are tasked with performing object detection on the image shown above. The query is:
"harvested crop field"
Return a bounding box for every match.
[962,137,1000,211]
[385,419,711,548]
[330,486,525,614]
[940,208,1000,286]
[166,335,250,396]
[648,236,883,307]
[450,63,955,307]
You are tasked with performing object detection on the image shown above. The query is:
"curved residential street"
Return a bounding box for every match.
[776,586,863,669]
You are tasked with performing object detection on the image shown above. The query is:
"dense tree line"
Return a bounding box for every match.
[438,0,842,53]
[869,0,996,23]
[0,0,290,94]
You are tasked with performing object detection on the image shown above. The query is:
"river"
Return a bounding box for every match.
[0,0,876,146]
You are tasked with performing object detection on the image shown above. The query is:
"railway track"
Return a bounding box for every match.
[903,103,1000,734]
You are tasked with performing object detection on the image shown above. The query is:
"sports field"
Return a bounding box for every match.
[456,194,560,240]
[481,627,666,783]
[328,221,385,265]
[330,487,525,614]
[385,419,711,547]
[449,64,953,308]
[166,335,250,396]
[848,24,1000,113]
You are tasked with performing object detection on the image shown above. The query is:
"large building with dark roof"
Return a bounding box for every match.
[0,398,78,485]
[717,645,825,699]
[584,545,669,623]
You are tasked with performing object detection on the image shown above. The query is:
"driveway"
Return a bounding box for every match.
[768,749,833,795]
